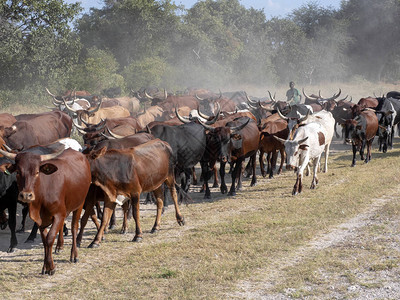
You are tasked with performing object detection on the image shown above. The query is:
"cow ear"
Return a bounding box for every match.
[0,162,16,175]
[40,163,58,175]
[299,144,309,150]
[90,146,107,160]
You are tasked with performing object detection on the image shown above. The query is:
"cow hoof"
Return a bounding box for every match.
[88,242,100,248]
[204,194,211,199]
[7,247,15,253]
[54,247,63,254]
[108,224,115,230]
[16,228,25,233]
[351,164,355,167]
[178,216,185,226]
[133,236,143,242]
[120,230,127,234]
[70,257,79,263]
[77,243,81,248]
[151,228,159,234]
[212,183,219,188]
[228,191,236,196]
[48,269,56,276]
[0,223,7,230]
[25,238,35,243]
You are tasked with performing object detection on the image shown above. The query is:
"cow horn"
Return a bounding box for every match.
[40,148,65,162]
[87,97,102,114]
[100,132,113,139]
[63,97,78,113]
[267,90,276,103]
[302,88,317,100]
[277,108,288,120]
[196,103,209,119]
[175,106,191,124]
[0,148,16,160]
[144,90,154,100]
[218,89,222,99]
[3,144,13,152]
[45,87,57,98]
[195,93,204,101]
[330,88,341,100]
[76,128,86,135]
[297,137,309,145]
[163,89,167,100]
[272,135,286,144]
[46,88,63,104]
[245,92,258,106]
[79,111,91,127]
[205,102,220,125]
[106,126,126,139]
[299,110,311,123]
[230,118,250,133]
[72,118,86,130]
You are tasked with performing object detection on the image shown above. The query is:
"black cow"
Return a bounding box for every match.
[148,122,207,194]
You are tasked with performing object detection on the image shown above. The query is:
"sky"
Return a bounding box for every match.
[68,0,342,18]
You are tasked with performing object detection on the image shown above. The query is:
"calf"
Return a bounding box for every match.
[275,122,328,195]
[343,110,378,167]
[0,148,91,275]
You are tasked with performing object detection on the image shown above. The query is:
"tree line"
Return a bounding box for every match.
[1,0,399,106]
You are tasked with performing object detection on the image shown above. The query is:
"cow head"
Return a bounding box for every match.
[0,149,64,203]
[273,135,308,170]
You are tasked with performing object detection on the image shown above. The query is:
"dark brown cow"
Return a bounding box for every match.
[0,148,91,275]
[85,139,185,247]
[258,115,289,178]
[77,132,155,245]
[343,110,379,167]
[0,111,72,151]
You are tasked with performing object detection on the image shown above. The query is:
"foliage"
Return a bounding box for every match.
[67,47,122,93]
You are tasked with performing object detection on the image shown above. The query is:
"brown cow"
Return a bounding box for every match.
[258,115,289,178]
[0,148,91,275]
[85,139,185,247]
[77,132,156,245]
[0,111,72,151]
[343,110,379,167]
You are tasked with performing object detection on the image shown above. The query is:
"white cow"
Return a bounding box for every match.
[298,110,335,172]
[275,122,327,195]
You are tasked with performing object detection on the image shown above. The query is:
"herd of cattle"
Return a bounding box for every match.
[0,86,399,275]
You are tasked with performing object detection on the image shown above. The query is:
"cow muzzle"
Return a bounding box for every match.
[286,165,295,171]
[345,138,352,145]
[18,191,35,203]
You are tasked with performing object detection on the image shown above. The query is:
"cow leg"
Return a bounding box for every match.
[220,161,228,194]
[25,223,39,243]
[310,157,321,189]
[131,194,143,242]
[17,204,29,233]
[277,148,285,175]
[212,165,219,188]
[151,187,164,233]
[250,153,257,186]
[259,150,267,178]
[292,173,303,195]
[266,152,272,175]
[200,161,212,199]
[192,167,198,185]
[351,144,357,167]
[107,209,116,231]
[88,199,116,248]
[41,216,64,275]
[269,150,278,179]
[243,160,252,178]
[55,227,64,253]
[323,143,330,173]
[95,201,103,220]
[70,204,84,263]
[120,200,130,234]
[228,159,242,196]
[6,200,18,253]
[166,177,185,227]
[365,140,373,163]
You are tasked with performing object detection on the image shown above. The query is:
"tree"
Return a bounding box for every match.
[0,1,82,91]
